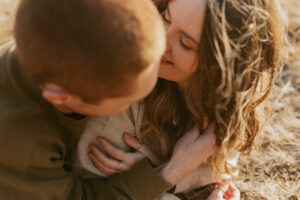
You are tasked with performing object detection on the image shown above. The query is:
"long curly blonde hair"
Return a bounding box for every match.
[141,0,285,174]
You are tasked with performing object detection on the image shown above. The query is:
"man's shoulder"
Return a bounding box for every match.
[0,40,16,67]
[0,40,15,53]
[0,39,64,148]
[0,40,22,95]
[0,40,44,119]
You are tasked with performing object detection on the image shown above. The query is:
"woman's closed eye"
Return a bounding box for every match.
[179,36,193,51]
[162,11,171,24]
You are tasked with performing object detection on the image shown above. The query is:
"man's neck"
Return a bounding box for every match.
[54,105,86,120]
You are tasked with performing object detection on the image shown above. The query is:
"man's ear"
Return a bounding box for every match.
[41,83,70,105]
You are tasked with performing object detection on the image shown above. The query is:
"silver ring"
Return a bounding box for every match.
[117,160,122,170]
[136,142,142,151]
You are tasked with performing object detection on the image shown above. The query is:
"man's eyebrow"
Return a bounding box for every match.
[181,31,199,45]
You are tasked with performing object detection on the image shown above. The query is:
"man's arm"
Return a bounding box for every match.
[83,158,171,200]
[0,117,171,200]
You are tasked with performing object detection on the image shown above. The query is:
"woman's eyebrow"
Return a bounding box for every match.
[167,5,199,45]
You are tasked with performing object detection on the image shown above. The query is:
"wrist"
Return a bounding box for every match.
[156,160,189,186]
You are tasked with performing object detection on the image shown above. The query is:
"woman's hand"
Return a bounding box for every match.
[208,180,240,200]
[158,123,217,185]
[88,133,162,176]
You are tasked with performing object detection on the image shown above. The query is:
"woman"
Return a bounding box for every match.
[77,0,284,199]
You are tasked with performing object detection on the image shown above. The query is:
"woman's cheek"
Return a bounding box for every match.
[176,52,197,75]
[173,47,188,71]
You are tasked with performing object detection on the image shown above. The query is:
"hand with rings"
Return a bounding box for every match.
[207,180,240,200]
[88,132,162,176]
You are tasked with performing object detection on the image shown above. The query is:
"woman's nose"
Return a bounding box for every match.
[164,22,171,37]
[165,40,171,53]
[164,24,172,52]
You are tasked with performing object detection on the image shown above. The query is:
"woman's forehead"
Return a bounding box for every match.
[169,0,207,41]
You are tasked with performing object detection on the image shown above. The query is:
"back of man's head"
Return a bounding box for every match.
[14,0,165,103]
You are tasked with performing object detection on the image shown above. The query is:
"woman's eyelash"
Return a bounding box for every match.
[162,13,171,23]
[179,39,192,50]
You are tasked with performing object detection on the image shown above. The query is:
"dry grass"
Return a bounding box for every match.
[0,0,299,199]
[0,0,17,45]
[233,1,300,199]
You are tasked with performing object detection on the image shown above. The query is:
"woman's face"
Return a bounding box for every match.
[158,0,207,87]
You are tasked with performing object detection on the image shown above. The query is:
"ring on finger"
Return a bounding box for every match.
[117,160,122,170]
[136,142,142,151]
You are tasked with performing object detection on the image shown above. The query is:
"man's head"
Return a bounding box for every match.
[14,0,165,116]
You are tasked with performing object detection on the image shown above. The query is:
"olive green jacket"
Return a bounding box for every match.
[0,41,172,200]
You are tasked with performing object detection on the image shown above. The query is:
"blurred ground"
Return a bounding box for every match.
[0,0,299,199]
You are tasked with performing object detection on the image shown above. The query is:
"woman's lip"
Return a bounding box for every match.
[160,58,174,65]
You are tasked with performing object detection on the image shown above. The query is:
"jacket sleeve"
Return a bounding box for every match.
[0,116,172,200]
[82,159,172,200]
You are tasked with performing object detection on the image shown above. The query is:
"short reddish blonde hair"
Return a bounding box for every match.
[15,0,165,103]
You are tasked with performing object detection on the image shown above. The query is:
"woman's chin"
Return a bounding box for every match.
[158,76,180,84]
[158,72,173,81]
[158,66,176,81]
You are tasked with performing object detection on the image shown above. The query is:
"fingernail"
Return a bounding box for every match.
[124,132,132,138]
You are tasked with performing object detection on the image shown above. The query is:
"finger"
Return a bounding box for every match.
[208,181,229,200]
[88,153,118,175]
[228,183,240,200]
[89,145,119,169]
[197,123,216,144]
[205,122,216,134]
[124,133,162,165]
[194,123,217,158]
[203,116,209,129]
[97,138,126,161]
[223,191,232,200]
[207,188,224,200]
[223,190,232,199]
[224,188,233,196]
[92,142,144,172]
[228,182,237,193]
[188,125,201,139]
[123,133,141,150]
